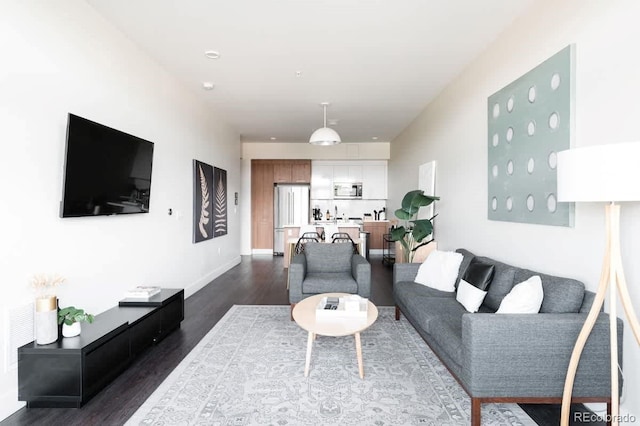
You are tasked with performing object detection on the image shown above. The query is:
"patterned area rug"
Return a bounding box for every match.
[126,305,536,425]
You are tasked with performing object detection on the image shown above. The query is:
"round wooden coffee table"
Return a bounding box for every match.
[292,292,378,379]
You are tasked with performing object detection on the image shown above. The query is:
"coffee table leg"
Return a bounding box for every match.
[355,332,364,379]
[304,331,314,377]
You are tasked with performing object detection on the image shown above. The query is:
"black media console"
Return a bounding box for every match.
[18,288,184,408]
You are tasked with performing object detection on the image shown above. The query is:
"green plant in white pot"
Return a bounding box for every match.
[389,189,439,263]
[58,306,94,338]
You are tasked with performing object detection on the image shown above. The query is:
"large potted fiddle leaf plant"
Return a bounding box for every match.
[389,189,439,263]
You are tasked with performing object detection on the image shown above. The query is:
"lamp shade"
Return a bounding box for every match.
[309,127,341,146]
[557,141,640,202]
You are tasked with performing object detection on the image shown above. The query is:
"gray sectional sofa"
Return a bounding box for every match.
[393,248,623,426]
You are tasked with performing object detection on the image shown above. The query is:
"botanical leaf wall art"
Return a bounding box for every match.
[213,167,227,237]
[198,164,210,238]
[193,160,214,243]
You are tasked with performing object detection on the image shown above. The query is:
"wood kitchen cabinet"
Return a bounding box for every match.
[251,159,311,250]
[363,221,389,250]
[251,160,274,249]
[273,160,311,184]
[273,161,292,183]
[291,160,311,183]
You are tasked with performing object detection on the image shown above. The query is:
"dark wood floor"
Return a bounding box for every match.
[2,255,598,426]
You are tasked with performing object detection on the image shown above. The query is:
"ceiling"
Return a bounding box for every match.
[86,0,535,144]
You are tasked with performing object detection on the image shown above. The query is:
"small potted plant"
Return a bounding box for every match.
[389,189,439,263]
[58,306,95,338]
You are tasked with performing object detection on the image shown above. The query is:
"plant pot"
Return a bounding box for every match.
[62,322,81,338]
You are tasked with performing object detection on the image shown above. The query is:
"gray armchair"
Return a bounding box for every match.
[288,242,371,310]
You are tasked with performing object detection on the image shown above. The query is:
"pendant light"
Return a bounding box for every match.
[309,102,341,146]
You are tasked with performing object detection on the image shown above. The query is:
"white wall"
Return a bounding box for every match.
[0,1,241,419]
[389,0,640,419]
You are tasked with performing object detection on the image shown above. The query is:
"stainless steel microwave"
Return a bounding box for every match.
[334,182,363,199]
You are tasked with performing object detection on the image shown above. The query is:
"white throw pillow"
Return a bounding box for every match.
[414,250,463,292]
[496,275,544,314]
[456,279,488,313]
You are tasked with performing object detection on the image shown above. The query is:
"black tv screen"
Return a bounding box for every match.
[61,114,154,218]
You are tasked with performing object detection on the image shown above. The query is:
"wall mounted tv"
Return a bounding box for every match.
[60,114,154,218]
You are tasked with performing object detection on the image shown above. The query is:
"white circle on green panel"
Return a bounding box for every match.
[527,121,536,136]
[492,165,499,177]
[507,96,514,112]
[491,197,498,211]
[527,195,535,212]
[528,86,536,103]
[551,73,561,90]
[506,197,513,211]
[507,160,514,175]
[527,158,535,174]
[493,103,500,118]
[492,133,499,147]
[549,112,559,130]
[506,127,514,142]
[547,194,557,213]
[548,151,558,169]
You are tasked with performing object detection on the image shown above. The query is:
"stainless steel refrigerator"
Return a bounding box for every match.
[273,184,310,255]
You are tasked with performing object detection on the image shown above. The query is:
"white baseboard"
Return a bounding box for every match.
[252,249,273,255]
[183,256,241,299]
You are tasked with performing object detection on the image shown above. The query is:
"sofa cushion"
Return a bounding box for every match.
[394,280,456,301]
[305,242,352,273]
[302,272,358,294]
[474,256,517,311]
[414,250,463,292]
[424,299,466,366]
[462,258,495,291]
[514,269,585,313]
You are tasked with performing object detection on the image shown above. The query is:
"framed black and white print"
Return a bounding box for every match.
[213,167,227,237]
[193,160,214,243]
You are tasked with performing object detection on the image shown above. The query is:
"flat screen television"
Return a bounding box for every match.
[60,114,154,218]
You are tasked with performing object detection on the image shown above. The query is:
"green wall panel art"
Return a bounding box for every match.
[488,45,575,227]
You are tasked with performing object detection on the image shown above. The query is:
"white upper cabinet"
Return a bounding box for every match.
[310,164,333,199]
[312,160,387,200]
[362,164,387,199]
[332,165,362,182]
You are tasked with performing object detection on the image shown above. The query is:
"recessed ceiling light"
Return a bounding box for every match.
[202,82,215,90]
[372,136,378,140]
[270,137,277,141]
[204,50,220,59]
[295,71,302,77]
[327,119,339,126]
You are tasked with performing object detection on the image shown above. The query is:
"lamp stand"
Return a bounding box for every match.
[561,203,640,426]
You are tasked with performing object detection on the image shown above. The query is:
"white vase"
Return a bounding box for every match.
[62,322,81,338]
[35,297,58,345]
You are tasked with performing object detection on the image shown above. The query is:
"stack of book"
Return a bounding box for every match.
[315,295,368,320]
[124,286,161,299]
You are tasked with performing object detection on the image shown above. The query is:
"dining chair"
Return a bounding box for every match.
[295,233,320,254]
[331,232,359,254]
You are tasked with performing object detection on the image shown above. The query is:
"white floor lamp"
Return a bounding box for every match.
[557,141,640,426]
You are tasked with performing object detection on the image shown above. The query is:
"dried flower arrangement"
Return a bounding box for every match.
[30,273,66,299]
